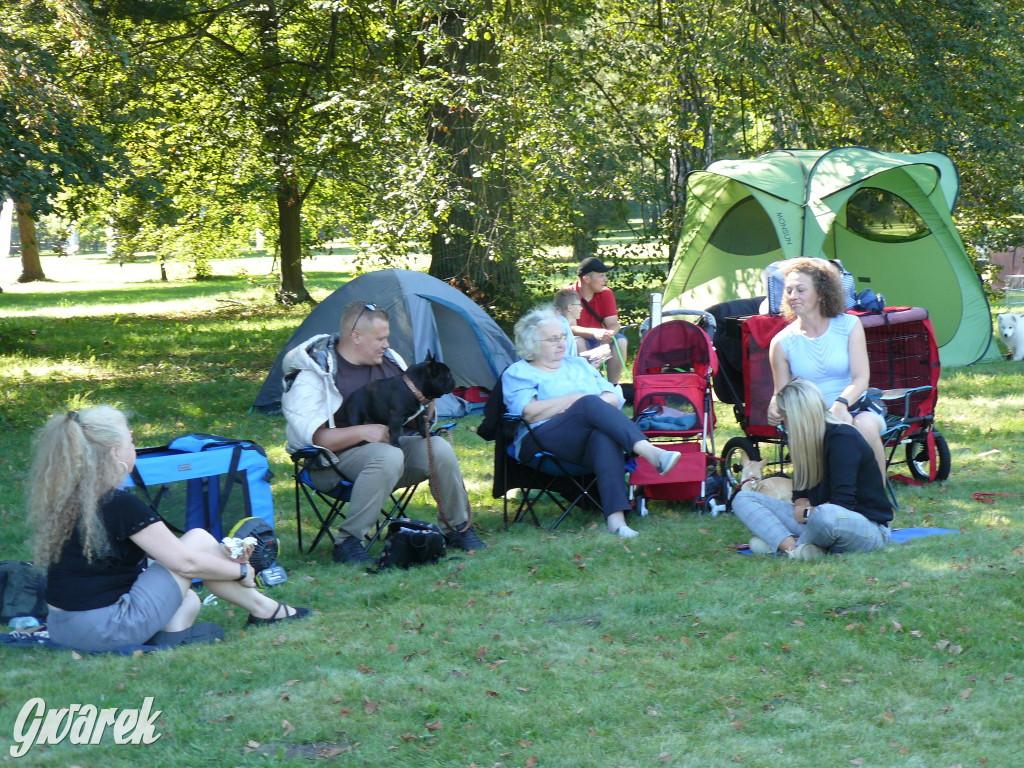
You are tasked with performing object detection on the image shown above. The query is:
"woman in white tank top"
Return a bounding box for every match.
[767,259,887,478]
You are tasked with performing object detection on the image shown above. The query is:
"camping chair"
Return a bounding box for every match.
[499,414,605,530]
[291,446,420,554]
[479,373,615,530]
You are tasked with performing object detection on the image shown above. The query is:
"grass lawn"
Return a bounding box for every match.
[1,252,1023,767]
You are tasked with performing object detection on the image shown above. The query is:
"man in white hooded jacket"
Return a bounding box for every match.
[282,301,485,564]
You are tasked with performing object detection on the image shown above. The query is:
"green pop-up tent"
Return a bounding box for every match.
[663,147,994,367]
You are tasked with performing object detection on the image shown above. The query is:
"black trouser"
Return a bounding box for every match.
[519,395,645,518]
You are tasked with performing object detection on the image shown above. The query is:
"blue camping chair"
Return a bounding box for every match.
[290,446,420,554]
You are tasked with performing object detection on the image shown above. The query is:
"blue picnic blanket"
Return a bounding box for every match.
[888,527,959,543]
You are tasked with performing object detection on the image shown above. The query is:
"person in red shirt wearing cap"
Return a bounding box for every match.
[570,256,628,384]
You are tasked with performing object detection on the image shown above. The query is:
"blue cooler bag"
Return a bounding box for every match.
[126,434,274,539]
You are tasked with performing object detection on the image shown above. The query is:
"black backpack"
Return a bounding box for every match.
[0,561,48,623]
[375,519,447,570]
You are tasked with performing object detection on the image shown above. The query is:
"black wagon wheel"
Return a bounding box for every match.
[721,436,761,496]
[906,429,951,482]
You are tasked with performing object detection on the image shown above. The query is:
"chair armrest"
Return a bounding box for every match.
[874,386,932,422]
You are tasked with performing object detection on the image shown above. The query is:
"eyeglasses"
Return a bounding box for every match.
[542,334,567,345]
[350,303,379,334]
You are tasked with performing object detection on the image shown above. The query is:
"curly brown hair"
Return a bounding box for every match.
[781,258,846,320]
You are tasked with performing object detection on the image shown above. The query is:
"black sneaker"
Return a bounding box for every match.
[333,535,373,564]
[446,525,487,552]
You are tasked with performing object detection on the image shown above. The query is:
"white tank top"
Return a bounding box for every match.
[777,313,856,406]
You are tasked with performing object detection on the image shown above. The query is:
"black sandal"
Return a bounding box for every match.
[246,602,311,627]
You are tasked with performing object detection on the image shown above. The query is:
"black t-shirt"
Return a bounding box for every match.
[46,489,163,611]
[794,423,894,526]
[329,350,403,428]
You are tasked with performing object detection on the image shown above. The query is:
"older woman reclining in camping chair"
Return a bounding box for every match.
[502,308,681,538]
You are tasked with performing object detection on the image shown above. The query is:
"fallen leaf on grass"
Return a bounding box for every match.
[320,746,350,757]
[281,720,294,736]
[363,696,378,714]
[425,720,442,731]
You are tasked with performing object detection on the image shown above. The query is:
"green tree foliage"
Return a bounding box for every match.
[1,0,124,281]
[5,0,1024,308]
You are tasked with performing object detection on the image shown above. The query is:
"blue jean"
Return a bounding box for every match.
[732,490,890,553]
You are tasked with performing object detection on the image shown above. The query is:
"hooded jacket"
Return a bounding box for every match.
[281,333,406,454]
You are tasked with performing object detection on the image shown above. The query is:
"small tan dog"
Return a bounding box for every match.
[738,457,793,501]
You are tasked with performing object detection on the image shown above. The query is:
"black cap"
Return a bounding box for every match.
[577,256,611,277]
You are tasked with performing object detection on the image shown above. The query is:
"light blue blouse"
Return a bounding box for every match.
[556,314,578,356]
[502,356,618,456]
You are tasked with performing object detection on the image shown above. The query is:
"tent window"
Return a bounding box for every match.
[708,197,780,256]
[846,188,930,242]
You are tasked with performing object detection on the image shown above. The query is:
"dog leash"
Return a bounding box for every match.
[972,492,1024,503]
[421,411,473,532]
[403,373,429,406]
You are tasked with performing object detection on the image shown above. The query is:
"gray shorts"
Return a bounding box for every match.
[47,563,183,652]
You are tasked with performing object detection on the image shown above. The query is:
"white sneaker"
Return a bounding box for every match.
[748,537,774,555]
[657,450,681,475]
[788,543,828,561]
[614,524,639,538]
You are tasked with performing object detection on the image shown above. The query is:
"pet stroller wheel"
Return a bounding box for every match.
[906,429,951,482]
[721,436,761,492]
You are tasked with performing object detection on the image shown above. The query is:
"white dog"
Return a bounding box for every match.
[997,313,1024,361]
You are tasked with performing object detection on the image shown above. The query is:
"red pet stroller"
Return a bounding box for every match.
[713,304,950,500]
[629,311,725,515]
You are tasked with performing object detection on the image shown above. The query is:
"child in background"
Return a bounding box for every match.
[554,289,610,365]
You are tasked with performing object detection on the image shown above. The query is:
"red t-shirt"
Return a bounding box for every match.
[571,280,618,329]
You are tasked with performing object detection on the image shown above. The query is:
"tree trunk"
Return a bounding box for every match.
[16,200,45,282]
[665,83,714,270]
[570,208,599,262]
[424,8,523,304]
[250,1,313,306]
[277,179,311,304]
